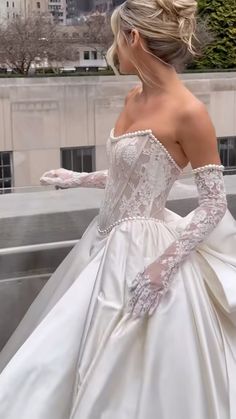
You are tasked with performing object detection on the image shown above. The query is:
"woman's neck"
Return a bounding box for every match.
[137,59,182,98]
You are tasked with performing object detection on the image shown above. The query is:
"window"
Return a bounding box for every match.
[51,5,61,9]
[12,1,14,6]
[218,136,236,175]
[0,152,13,194]
[91,51,98,60]
[61,147,95,173]
[83,51,90,60]
[6,1,9,6]
[37,1,40,8]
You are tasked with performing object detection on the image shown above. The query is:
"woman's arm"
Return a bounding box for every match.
[127,102,227,317]
[40,168,108,189]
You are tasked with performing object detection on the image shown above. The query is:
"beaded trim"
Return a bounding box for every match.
[97,216,166,235]
[110,128,183,173]
[192,164,225,174]
[110,128,152,141]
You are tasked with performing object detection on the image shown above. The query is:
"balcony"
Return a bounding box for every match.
[0,186,103,349]
[0,72,236,351]
[0,176,236,350]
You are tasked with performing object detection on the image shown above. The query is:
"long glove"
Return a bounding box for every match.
[40,168,108,189]
[127,165,227,318]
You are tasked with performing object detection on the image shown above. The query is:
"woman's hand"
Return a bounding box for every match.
[40,168,108,189]
[127,164,227,319]
[127,260,175,318]
[40,168,75,188]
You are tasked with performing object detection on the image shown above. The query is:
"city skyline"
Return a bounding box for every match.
[78,0,124,13]
[0,0,125,25]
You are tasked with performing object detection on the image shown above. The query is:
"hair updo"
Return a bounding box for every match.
[107,0,199,72]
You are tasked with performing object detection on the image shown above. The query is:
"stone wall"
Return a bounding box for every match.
[0,73,235,187]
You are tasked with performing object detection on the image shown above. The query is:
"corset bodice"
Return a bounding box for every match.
[98,129,183,234]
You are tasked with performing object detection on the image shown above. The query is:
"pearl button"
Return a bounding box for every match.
[192,164,224,174]
[97,216,165,235]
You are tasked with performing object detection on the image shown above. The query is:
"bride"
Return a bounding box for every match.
[0,0,236,418]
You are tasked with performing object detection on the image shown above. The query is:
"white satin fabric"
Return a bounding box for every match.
[0,209,235,419]
[0,129,236,419]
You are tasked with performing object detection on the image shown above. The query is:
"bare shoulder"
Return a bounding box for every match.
[177,92,208,125]
[178,97,217,147]
[177,94,221,167]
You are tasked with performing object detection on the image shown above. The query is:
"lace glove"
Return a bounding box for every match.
[40,168,108,189]
[127,165,227,318]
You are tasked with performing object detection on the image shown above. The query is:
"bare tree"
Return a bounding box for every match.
[80,12,114,65]
[0,15,76,75]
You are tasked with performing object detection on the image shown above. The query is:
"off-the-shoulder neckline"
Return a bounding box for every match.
[110,128,183,172]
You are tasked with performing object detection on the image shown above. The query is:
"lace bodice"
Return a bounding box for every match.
[96,129,227,317]
[98,129,182,233]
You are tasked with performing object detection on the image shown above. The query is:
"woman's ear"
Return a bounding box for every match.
[130,29,140,47]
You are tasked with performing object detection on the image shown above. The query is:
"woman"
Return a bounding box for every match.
[0,0,236,418]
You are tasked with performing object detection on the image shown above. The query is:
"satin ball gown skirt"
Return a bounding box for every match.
[0,209,236,419]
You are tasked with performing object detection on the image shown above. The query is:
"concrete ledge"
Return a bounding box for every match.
[0,187,235,350]
[0,209,98,249]
[0,188,103,248]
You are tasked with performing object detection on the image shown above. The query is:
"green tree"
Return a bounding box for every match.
[191,0,236,69]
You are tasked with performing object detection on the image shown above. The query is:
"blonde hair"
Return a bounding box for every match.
[107,0,198,76]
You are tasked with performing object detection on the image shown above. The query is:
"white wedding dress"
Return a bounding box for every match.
[0,129,236,419]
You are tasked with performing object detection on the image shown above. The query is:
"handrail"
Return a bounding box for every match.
[0,185,54,193]
[0,239,79,256]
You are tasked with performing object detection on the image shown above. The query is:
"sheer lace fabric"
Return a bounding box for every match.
[70,170,108,189]
[40,168,108,189]
[98,133,181,233]
[127,165,227,317]
[151,165,227,279]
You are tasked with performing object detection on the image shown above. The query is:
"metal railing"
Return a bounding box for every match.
[0,239,79,256]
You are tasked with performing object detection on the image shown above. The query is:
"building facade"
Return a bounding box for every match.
[0,74,235,193]
[0,0,123,25]
[0,0,66,24]
[78,0,93,12]
[48,0,66,24]
[66,0,79,20]
[92,0,113,12]
[24,0,49,16]
[0,0,21,24]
